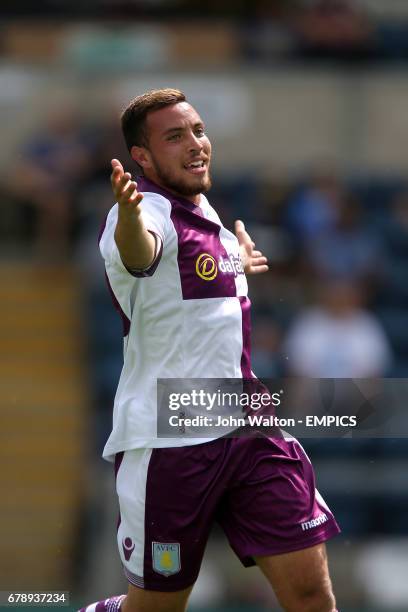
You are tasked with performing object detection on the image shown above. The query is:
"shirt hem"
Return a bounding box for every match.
[102,435,220,462]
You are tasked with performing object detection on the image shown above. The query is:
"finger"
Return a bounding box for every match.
[111,158,123,172]
[120,182,144,208]
[130,192,144,206]
[252,256,268,264]
[121,180,138,201]
[119,172,132,186]
[249,265,269,274]
[235,219,247,239]
[235,219,252,246]
[110,165,123,185]
[117,172,132,195]
[235,219,245,234]
[110,159,124,181]
[235,219,248,238]
[252,250,263,257]
[111,167,129,195]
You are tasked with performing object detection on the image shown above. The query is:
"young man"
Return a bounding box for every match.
[81,89,340,612]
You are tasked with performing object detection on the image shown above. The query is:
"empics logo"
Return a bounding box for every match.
[196,253,218,281]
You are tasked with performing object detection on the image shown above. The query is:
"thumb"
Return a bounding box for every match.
[235,219,246,241]
[235,219,252,249]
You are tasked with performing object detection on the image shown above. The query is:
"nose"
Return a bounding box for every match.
[187,130,203,152]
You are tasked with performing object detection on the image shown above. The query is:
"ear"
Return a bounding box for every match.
[131,145,152,169]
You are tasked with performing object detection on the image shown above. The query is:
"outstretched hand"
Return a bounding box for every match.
[110,159,157,270]
[111,158,144,212]
[235,220,269,275]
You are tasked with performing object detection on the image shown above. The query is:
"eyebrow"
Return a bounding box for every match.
[163,122,205,136]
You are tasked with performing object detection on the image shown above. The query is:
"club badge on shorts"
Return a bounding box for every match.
[152,542,181,576]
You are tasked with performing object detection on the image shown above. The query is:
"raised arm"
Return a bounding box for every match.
[111,158,157,270]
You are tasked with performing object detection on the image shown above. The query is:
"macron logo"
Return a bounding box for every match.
[122,536,135,561]
[301,513,328,531]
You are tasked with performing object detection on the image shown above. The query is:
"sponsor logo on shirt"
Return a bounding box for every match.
[219,254,244,277]
[195,253,244,281]
[301,512,328,531]
[196,253,218,280]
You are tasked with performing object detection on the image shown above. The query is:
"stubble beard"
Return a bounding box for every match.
[151,155,212,198]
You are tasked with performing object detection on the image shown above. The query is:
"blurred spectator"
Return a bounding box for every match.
[6,105,94,257]
[251,318,283,377]
[373,190,408,375]
[293,0,375,60]
[379,189,408,306]
[242,0,297,62]
[284,280,392,377]
[285,165,343,242]
[74,112,131,452]
[356,539,408,609]
[74,110,132,243]
[305,192,383,286]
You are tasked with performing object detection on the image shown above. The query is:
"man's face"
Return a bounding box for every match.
[133,102,212,202]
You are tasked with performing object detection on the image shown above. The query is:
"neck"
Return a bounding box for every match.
[142,173,201,206]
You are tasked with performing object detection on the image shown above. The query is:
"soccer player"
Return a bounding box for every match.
[80,89,340,612]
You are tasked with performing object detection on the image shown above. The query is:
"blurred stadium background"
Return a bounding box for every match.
[1,1,408,610]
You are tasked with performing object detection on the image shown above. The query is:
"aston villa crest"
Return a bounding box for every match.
[152,542,181,576]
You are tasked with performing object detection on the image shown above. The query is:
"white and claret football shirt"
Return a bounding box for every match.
[99,177,251,460]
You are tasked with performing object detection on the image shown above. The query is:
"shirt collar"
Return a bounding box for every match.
[136,176,204,216]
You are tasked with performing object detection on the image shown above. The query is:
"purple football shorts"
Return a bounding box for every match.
[114,434,340,591]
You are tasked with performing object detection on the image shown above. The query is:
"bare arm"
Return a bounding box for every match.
[111,158,156,270]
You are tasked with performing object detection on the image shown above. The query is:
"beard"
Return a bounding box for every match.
[150,154,212,197]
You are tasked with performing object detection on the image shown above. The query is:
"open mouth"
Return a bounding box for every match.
[184,160,207,175]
